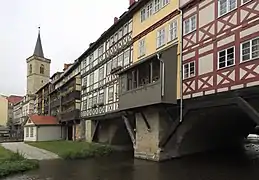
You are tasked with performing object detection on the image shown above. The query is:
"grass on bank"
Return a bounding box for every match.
[0,146,39,178]
[27,141,113,160]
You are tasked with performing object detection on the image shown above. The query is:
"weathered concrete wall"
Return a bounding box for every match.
[134,107,161,160]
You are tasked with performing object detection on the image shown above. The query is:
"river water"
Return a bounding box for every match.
[4,141,259,180]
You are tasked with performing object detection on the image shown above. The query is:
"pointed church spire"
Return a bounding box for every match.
[33,27,44,58]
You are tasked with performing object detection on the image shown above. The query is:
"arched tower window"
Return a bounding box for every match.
[29,64,32,74]
[40,64,44,74]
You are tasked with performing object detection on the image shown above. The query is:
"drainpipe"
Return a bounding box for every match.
[178,9,183,123]
[157,53,165,97]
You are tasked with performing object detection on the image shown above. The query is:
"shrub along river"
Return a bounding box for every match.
[4,141,259,180]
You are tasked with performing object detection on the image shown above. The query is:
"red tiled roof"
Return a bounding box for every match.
[28,115,59,125]
[7,95,23,104]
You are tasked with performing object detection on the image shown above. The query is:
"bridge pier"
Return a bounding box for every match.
[132,106,177,161]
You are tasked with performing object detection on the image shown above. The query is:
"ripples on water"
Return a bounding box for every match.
[4,142,259,180]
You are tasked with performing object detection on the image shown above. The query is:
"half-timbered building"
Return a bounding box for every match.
[181,0,259,98]
[80,10,133,120]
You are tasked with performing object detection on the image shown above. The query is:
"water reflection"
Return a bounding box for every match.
[4,142,259,180]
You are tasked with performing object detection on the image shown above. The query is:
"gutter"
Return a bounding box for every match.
[156,53,165,97]
[178,8,183,123]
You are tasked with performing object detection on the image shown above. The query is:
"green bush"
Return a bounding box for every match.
[61,144,113,160]
[0,150,39,178]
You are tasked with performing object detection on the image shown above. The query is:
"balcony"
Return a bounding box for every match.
[59,109,80,122]
[118,45,178,111]
[62,91,80,105]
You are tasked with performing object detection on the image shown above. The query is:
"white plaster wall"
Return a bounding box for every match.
[37,126,63,141]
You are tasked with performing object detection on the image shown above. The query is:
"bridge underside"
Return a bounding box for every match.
[129,86,259,161]
[85,86,259,161]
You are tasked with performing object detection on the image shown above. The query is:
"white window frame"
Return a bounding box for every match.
[140,8,146,22]
[183,61,195,79]
[241,37,259,62]
[154,0,161,13]
[138,38,146,57]
[146,2,153,18]
[184,15,196,35]
[30,127,34,137]
[162,0,170,7]
[169,20,177,42]
[218,0,237,17]
[156,27,166,48]
[217,47,235,69]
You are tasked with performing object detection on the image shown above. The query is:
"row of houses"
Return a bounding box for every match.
[13,0,259,143]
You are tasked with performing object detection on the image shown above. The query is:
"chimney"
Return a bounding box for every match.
[129,0,136,6]
[63,63,72,71]
[114,17,119,24]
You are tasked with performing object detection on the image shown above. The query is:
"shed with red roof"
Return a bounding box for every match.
[24,115,65,142]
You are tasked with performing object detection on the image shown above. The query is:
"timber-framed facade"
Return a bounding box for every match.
[80,10,134,119]
[181,0,259,98]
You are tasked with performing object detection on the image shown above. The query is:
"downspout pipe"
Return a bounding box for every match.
[157,53,165,97]
[178,8,183,123]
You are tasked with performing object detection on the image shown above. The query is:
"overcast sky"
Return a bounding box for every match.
[0,0,129,96]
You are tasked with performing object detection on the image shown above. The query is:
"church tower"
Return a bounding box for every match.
[26,28,51,95]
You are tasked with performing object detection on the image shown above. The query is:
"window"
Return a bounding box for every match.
[92,95,97,106]
[184,15,196,35]
[241,37,259,62]
[90,73,94,86]
[139,39,146,57]
[30,127,34,137]
[82,76,87,87]
[118,53,123,67]
[107,61,112,75]
[89,54,94,67]
[124,24,128,35]
[169,21,177,41]
[147,2,153,18]
[118,29,123,39]
[154,0,161,13]
[114,33,118,42]
[123,50,130,66]
[162,0,170,7]
[26,127,29,137]
[108,86,114,101]
[112,57,118,69]
[88,97,93,109]
[183,62,195,79]
[141,8,146,22]
[29,64,32,74]
[98,46,104,56]
[40,64,44,74]
[99,67,104,80]
[218,47,235,69]
[218,0,236,16]
[157,28,166,48]
[99,92,104,104]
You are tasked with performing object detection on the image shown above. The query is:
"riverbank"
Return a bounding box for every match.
[27,141,113,160]
[0,145,39,178]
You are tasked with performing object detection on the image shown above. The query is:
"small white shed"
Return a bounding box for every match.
[24,115,64,142]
